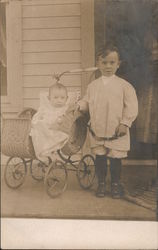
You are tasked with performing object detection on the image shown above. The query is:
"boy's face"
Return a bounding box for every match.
[97,51,120,77]
[49,88,67,107]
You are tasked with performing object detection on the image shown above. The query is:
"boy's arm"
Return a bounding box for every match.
[120,84,138,128]
[78,87,89,112]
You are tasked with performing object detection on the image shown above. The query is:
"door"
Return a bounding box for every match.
[94,0,158,159]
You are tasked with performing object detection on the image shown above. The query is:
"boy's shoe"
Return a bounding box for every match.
[111,182,124,199]
[96,183,106,198]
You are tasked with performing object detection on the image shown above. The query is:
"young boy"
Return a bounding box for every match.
[79,44,138,198]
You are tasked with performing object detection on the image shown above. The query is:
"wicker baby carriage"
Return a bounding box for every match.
[1,107,96,198]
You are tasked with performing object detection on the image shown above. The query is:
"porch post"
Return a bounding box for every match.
[80,0,95,155]
[80,0,95,96]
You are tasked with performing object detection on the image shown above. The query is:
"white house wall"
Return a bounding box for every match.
[22,0,82,110]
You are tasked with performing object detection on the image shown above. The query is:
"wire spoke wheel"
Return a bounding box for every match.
[77,154,95,189]
[44,160,68,198]
[4,157,27,189]
[30,157,52,181]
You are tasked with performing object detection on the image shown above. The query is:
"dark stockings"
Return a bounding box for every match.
[95,156,122,184]
[109,158,122,184]
[95,155,107,184]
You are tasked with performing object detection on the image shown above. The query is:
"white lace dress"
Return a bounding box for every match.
[30,93,69,160]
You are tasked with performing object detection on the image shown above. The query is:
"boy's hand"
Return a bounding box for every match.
[115,124,128,137]
[67,103,79,113]
[78,101,89,112]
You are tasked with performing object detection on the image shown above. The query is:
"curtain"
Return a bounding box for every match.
[136,38,158,144]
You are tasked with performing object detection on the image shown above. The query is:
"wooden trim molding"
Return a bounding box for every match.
[80,0,95,96]
[1,0,23,113]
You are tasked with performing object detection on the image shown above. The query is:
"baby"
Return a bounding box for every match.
[31,83,70,161]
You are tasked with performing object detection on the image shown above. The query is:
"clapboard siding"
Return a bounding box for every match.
[23,99,40,109]
[23,63,81,76]
[23,17,80,29]
[1,112,19,119]
[23,75,82,87]
[23,28,80,41]
[23,4,80,17]
[24,86,81,99]
[22,0,82,110]
[23,40,81,52]
[23,51,81,64]
[22,0,80,6]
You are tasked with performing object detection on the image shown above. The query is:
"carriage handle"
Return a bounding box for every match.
[53,67,98,82]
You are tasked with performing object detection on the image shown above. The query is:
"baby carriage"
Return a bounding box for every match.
[1,68,99,198]
[1,106,96,198]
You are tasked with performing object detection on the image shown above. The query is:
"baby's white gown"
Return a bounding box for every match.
[30,93,69,161]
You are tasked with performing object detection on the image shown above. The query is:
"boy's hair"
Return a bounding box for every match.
[96,44,120,61]
[49,83,67,97]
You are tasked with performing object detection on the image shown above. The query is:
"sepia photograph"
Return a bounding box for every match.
[1,0,158,248]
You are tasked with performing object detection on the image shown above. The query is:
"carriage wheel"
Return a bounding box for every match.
[77,154,96,190]
[30,157,52,181]
[44,161,68,198]
[4,157,27,189]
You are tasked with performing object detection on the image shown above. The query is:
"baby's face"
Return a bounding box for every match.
[49,89,67,107]
[97,51,120,77]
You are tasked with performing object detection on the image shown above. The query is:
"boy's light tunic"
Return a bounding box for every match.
[83,75,138,151]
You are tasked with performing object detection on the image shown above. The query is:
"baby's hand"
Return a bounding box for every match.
[57,116,63,124]
[49,123,59,130]
[115,124,128,137]
[49,116,64,129]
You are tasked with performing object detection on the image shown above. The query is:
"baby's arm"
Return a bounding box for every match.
[31,107,44,125]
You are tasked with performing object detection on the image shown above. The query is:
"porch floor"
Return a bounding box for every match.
[1,159,157,221]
